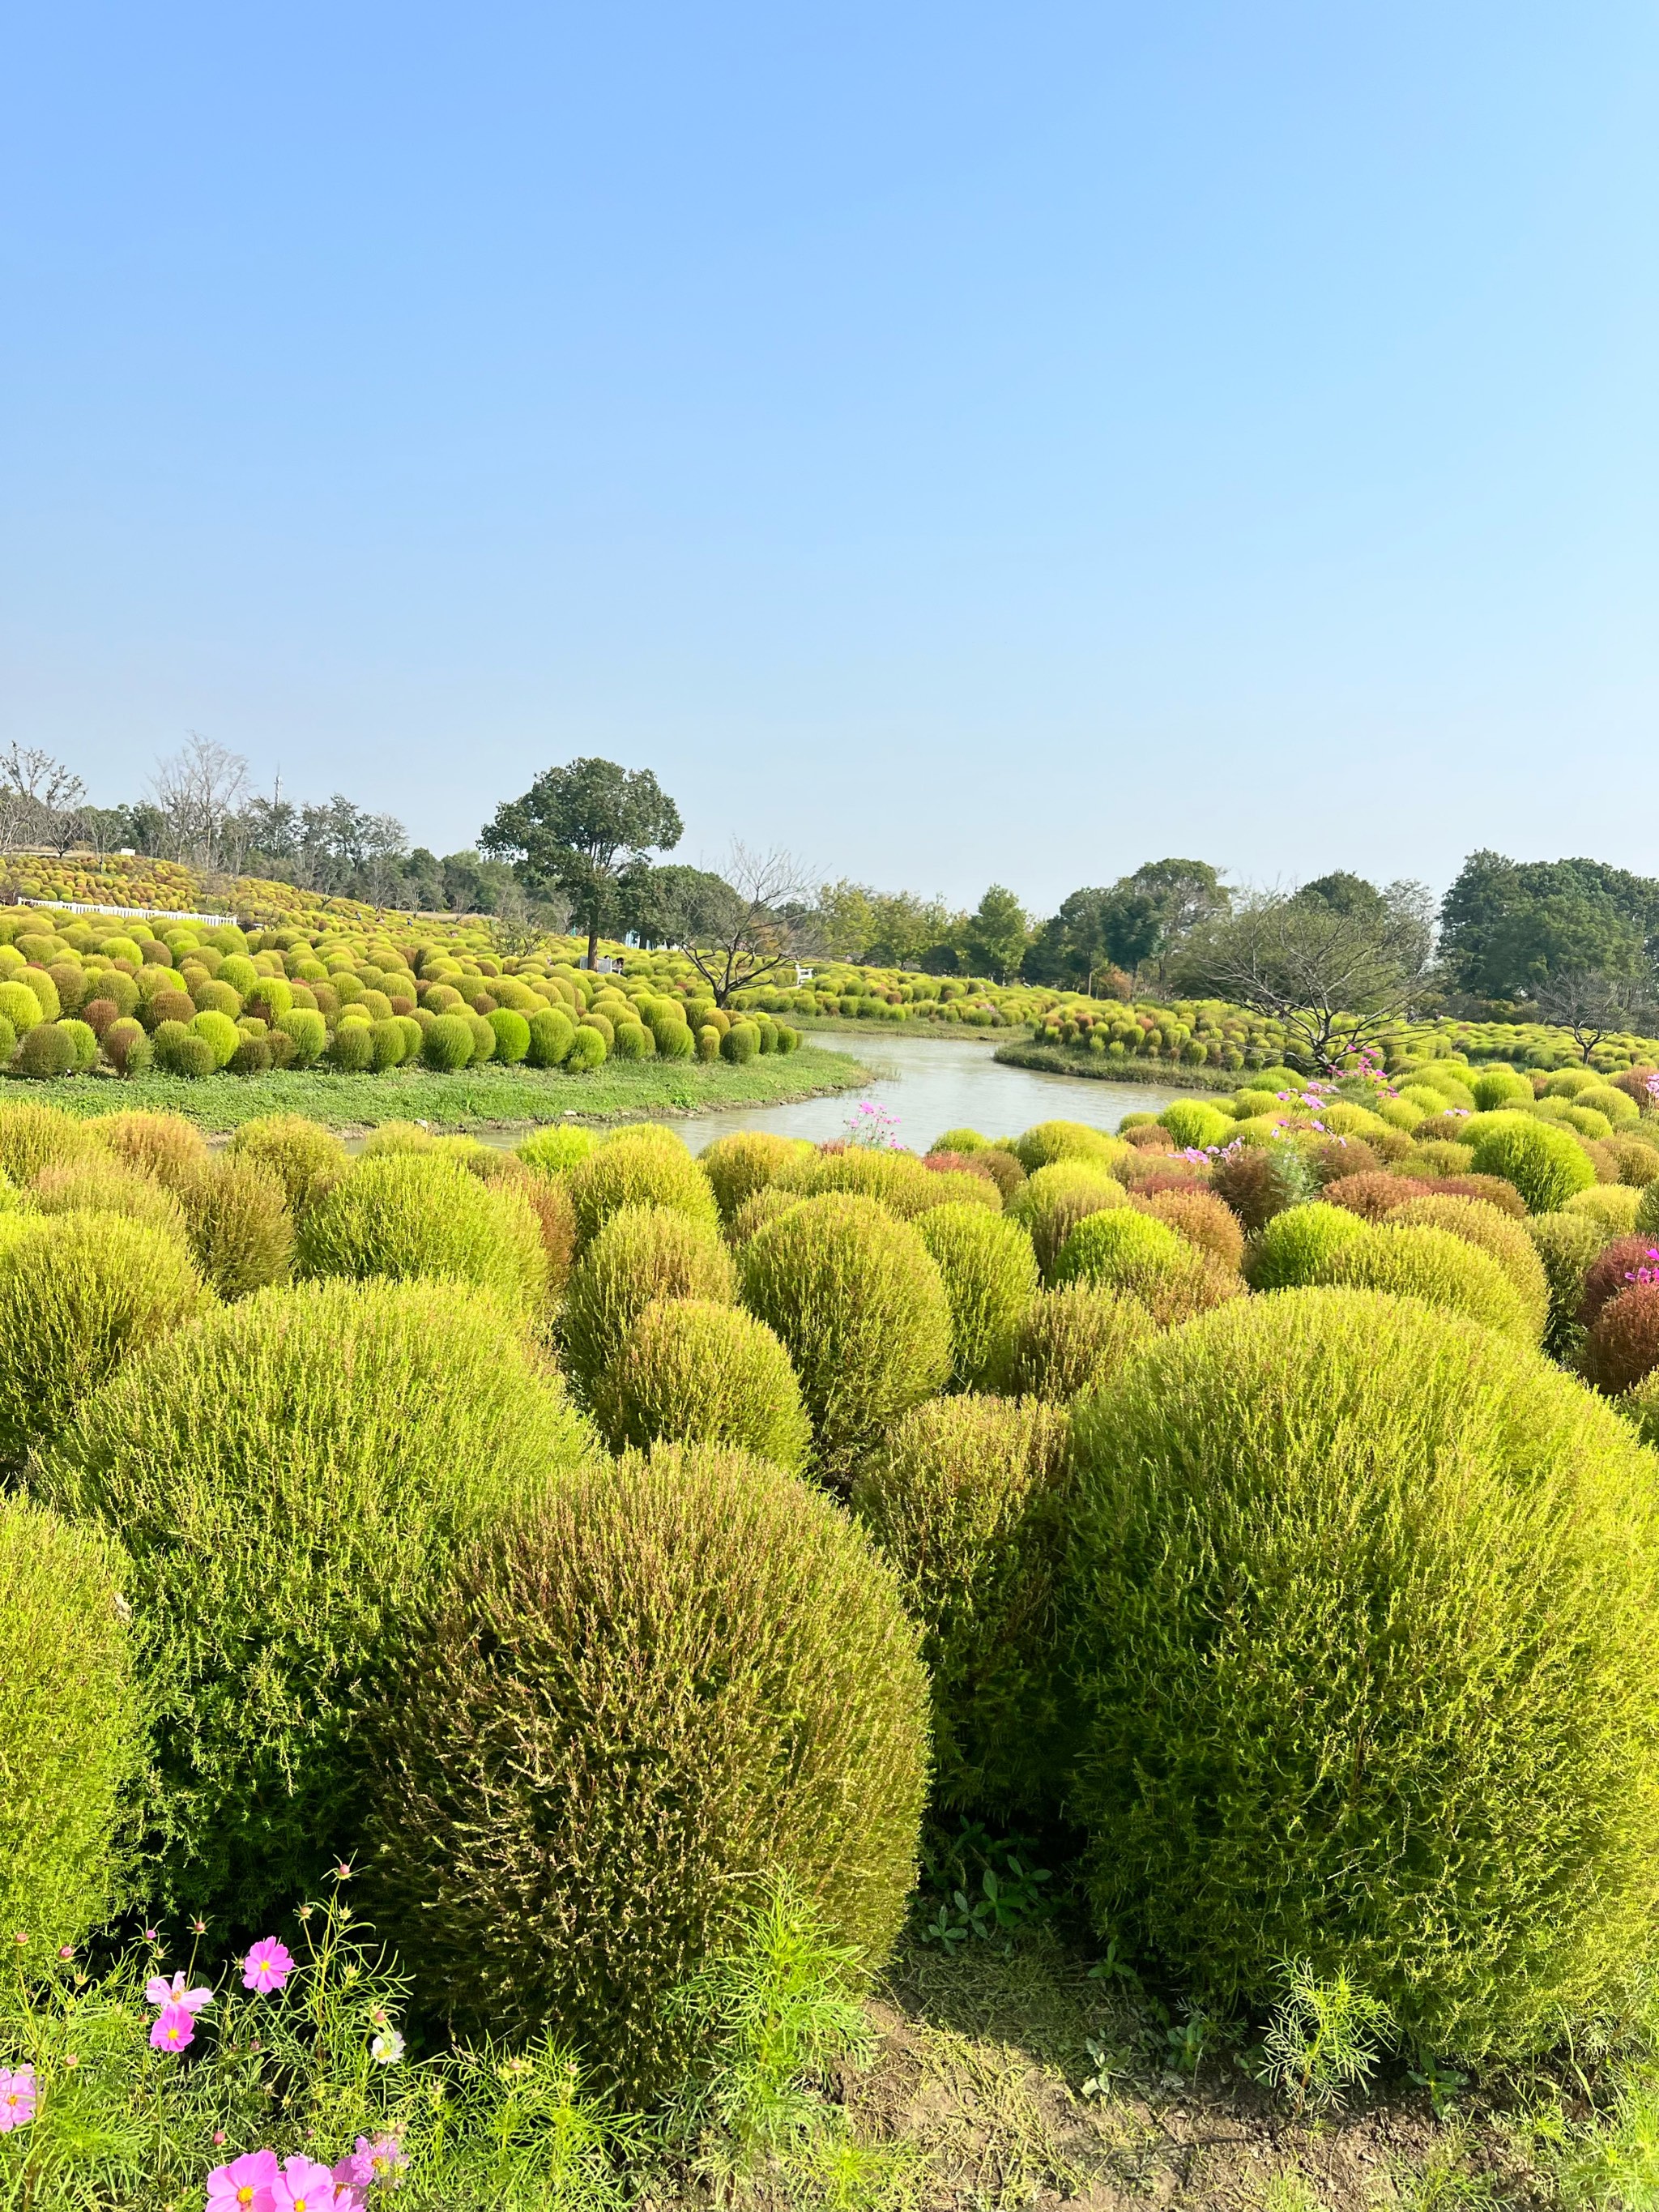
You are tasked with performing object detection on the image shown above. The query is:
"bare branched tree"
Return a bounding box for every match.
[1172,882,1435,1072]
[1533,968,1656,1065]
[147,735,251,869]
[0,745,87,857]
[653,843,812,1007]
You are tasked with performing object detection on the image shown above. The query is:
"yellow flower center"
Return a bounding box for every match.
[237,2192,255,2206]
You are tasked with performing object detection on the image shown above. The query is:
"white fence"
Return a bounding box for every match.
[19,897,241,928]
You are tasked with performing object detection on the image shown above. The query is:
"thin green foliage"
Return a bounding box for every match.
[1260,1957,1393,2115]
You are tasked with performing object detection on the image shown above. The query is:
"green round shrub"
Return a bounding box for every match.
[1009,1161,1128,1279]
[0,980,44,1034]
[0,1213,207,1463]
[421,1013,475,1070]
[596,1296,811,1468]
[0,1500,144,1949]
[567,1023,608,1070]
[720,1021,760,1064]
[356,1445,928,2096]
[1391,1194,1550,1339]
[740,1194,952,1480]
[361,1018,402,1070]
[1014,1121,1128,1174]
[1526,1209,1607,1356]
[916,1202,1039,1390]
[296,1154,548,1314]
[988,1283,1158,1401]
[488,1008,531,1064]
[1067,1287,1659,2058]
[154,1023,216,1078]
[561,1204,736,1401]
[730,1185,807,1245]
[1469,1068,1535,1111]
[565,1130,719,1249]
[31,1155,187,1240]
[326,1020,375,1072]
[188,1010,240,1070]
[56,1018,99,1072]
[274,1008,327,1066]
[517,1125,596,1176]
[1243,1199,1371,1290]
[1469,1112,1597,1213]
[610,1018,650,1061]
[0,1101,97,1183]
[695,1023,721,1061]
[699,1130,802,1223]
[15,1023,75,1079]
[1320,1220,1534,1342]
[34,1277,591,1923]
[227,1114,347,1211]
[1636,1179,1659,1239]
[853,1396,1071,1819]
[180,1156,294,1299]
[655,1018,695,1060]
[1158,1101,1234,1151]
[1052,1205,1185,1287]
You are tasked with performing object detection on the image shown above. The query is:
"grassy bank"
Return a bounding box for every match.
[10,1042,871,1134]
[993,1040,1238,1091]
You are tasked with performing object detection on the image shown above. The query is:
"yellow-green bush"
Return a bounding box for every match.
[730,1185,807,1245]
[739,1194,951,1480]
[853,1396,1071,1819]
[0,1100,97,1184]
[988,1283,1158,1402]
[1470,1112,1598,1213]
[356,1445,928,2096]
[1013,1121,1128,1175]
[561,1205,736,1402]
[565,1129,719,1249]
[1009,1160,1128,1279]
[1390,1194,1550,1339]
[774,1145,939,1217]
[30,1155,187,1241]
[0,1213,207,1464]
[1067,1288,1659,2058]
[34,1277,591,1924]
[699,1130,803,1223]
[227,1114,347,1210]
[0,1500,144,1951]
[1243,1199,1371,1290]
[296,1154,548,1315]
[915,1202,1039,1390]
[595,1296,811,1469]
[1323,1220,1535,1343]
[89,1110,207,1192]
[516,1124,596,1176]
[180,1155,296,1298]
[1526,1210,1608,1358]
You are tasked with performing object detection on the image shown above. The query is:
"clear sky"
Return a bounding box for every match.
[3,3,1656,913]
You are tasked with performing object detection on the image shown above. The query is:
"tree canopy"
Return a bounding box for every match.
[1438,851,1659,1005]
[481,757,683,968]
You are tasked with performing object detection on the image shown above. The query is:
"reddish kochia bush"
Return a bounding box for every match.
[1579,1237,1659,1331]
[1132,1188,1245,1272]
[1424,1173,1528,1218]
[1208,1146,1306,1233]
[1308,1137,1380,1185]
[1610,1067,1659,1110]
[1324,1172,1432,1223]
[1584,1281,1659,1394]
[1121,1124,1176,1153]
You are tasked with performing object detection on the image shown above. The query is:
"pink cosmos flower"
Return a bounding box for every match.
[241,1938,295,1995]
[147,1970,214,2015]
[151,2001,198,2053]
[206,2147,279,2211]
[270,2155,344,2212]
[0,2065,36,2131]
[338,2135,407,2189]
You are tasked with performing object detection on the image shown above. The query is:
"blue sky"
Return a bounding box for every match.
[3,3,1655,912]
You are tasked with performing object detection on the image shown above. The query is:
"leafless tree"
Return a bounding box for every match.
[653,843,812,1006]
[1173,882,1435,1073]
[1534,968,1656,1064]
[147,735,251,869]
[0,745,86,856]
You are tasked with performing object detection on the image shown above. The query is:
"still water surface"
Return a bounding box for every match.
[601,1033,1200,1154]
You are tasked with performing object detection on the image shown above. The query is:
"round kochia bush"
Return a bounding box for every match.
[0,1500,144,1951]
[356,1445,928,2098]
[917,1202,1040,1390]
[1066,1288,1659,2058]
[565,1131,719,1249]
[0,1214,207,1464]
[227,1114,346,1210]
[989,1283,1158,1402]
[739,1194,951,1479]
[596,1297,811,1469]
[561,1205,736,1403]
[1323,1221,1535,1343]
[296,1153,548,1315]
[853,1395,1071,1821]
[1009,1161,1127,1279]
[33,1278,591,1924]
[1469,1112,1598,1212]
[1243,1199,1371,1290]
[699,1129,802,1223]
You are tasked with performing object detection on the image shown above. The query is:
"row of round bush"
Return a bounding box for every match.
[0,907,802,1082]
[9,1084,1659,2098]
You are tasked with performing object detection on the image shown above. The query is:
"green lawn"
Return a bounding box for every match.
[13,1043,872,1134]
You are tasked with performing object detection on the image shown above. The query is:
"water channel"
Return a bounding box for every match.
[606,1032,1201,1154]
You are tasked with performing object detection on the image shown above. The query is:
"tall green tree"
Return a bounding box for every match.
[1439,851,1659,1003]
[481,758,683,970]
[962,886,1030,984]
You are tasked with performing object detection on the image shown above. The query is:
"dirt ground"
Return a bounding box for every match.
[843,1937,1556,2211]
